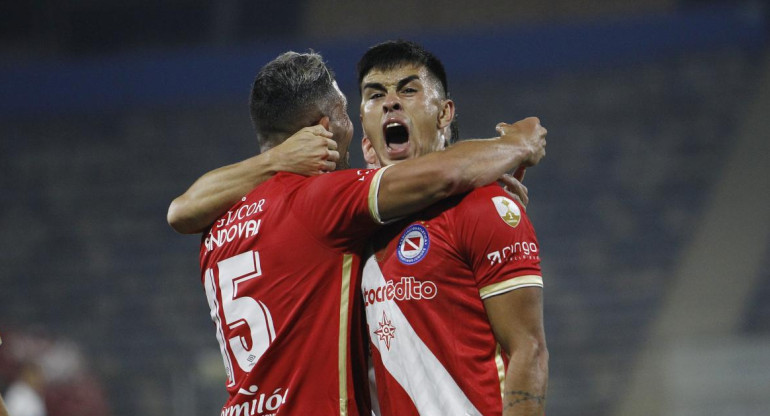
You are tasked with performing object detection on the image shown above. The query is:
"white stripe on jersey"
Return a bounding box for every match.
[363,255,481,416]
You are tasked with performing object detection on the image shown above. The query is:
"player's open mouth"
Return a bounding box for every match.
[384,121,410,158]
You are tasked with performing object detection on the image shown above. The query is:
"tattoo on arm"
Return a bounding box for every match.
[504,390,546,410]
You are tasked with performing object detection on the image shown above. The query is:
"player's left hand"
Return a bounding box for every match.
[498,173,528,208]
[496,117,547,167]
[271,118,340,175]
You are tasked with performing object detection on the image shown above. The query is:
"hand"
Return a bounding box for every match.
[498,173,529,208]
[271,121,340,175]
[496,117,547,167]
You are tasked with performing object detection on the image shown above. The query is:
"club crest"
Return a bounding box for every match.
[397,224,430,264]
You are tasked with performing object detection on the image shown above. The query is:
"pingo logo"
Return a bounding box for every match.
[397,224,429,264]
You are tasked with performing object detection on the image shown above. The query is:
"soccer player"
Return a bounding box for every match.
[170,51,545,416]
[358,40,548,416]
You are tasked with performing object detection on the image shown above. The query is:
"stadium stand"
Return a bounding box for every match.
[1,2,767,415]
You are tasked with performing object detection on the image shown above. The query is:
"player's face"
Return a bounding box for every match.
[360,64,453,166]
[329,81,354,170]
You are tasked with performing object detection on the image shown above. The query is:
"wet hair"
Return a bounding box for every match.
[356,40,458,144]
[250,51,339,150]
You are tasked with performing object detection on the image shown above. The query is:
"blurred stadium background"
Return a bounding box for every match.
[1,0,769,415]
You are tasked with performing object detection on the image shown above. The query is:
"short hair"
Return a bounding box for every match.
[356,40,457,143]
[356,40,450,99]
[250,51,339,150]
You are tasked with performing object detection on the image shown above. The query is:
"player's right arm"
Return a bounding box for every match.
[376,117,546,221]
[167,124,339,234]
[485,287,548,416]
[455,185,548,416]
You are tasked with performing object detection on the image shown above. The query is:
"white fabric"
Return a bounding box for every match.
[363,255,481,416]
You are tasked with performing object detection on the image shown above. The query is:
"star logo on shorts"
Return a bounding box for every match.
[374,311,396,350]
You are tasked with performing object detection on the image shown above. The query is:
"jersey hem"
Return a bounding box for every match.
[479,275,543,300]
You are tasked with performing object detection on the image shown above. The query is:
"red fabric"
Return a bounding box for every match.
[200,170,383,416]
[363,184,542,416]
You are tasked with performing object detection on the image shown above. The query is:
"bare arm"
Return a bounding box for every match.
[484,287,549,416]
[377,117,546,220]
[167,124,339,234]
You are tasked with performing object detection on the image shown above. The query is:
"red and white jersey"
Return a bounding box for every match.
[200,168,388,416]
[362,184,542,416]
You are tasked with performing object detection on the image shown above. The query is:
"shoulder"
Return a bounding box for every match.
[290,168,382,188]
[459,184,525,216]
[450,184,535,243]
[271,171,305,185]
[267,170,363,195]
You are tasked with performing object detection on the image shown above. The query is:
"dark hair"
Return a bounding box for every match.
[356,40,458,143]
[356,40,449,99]
[250,51,338,150]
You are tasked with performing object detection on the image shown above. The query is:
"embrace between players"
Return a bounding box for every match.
[168,40,548,416]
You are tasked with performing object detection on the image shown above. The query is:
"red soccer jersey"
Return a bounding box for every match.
[362,184,543,416]
[200,168,388,416]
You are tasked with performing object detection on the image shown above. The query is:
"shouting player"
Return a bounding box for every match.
[168,51,545,415]
[358,40,548,416]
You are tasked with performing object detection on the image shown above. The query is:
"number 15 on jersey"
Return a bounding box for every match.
[204,250,276,386]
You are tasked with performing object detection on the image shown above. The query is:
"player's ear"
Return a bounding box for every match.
[318,116,331,131]
[437,99,455,130]
[362,136,378,167]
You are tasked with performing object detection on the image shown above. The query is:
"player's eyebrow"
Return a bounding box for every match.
[362,75,421,92]
[362,81,386,92]
[396,75,420,90]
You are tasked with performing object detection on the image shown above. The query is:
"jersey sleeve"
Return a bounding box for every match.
[454,185,543,300]
[290,166,391,249]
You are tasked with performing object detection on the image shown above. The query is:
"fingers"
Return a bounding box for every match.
[530,124,547,166]
[326,149,340,163]
[307,131,339,173]
[498,174,529,207]
[320,160,336,172]
[321,141,339,172]
[505,117,545,167]
[513,166,526,182]
[496,117,542,137]
[304,124,334,138]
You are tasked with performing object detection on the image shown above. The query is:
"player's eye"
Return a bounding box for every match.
[369,92,384,100]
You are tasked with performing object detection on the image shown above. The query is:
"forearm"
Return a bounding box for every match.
[437,136,532,192]
[377,137,531,220]
[502,345,549,416]
[167,124,338,234]
[167,152,278,234]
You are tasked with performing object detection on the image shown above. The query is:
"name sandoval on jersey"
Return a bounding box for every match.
[363,276,438,306]
[204,199,266,253]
